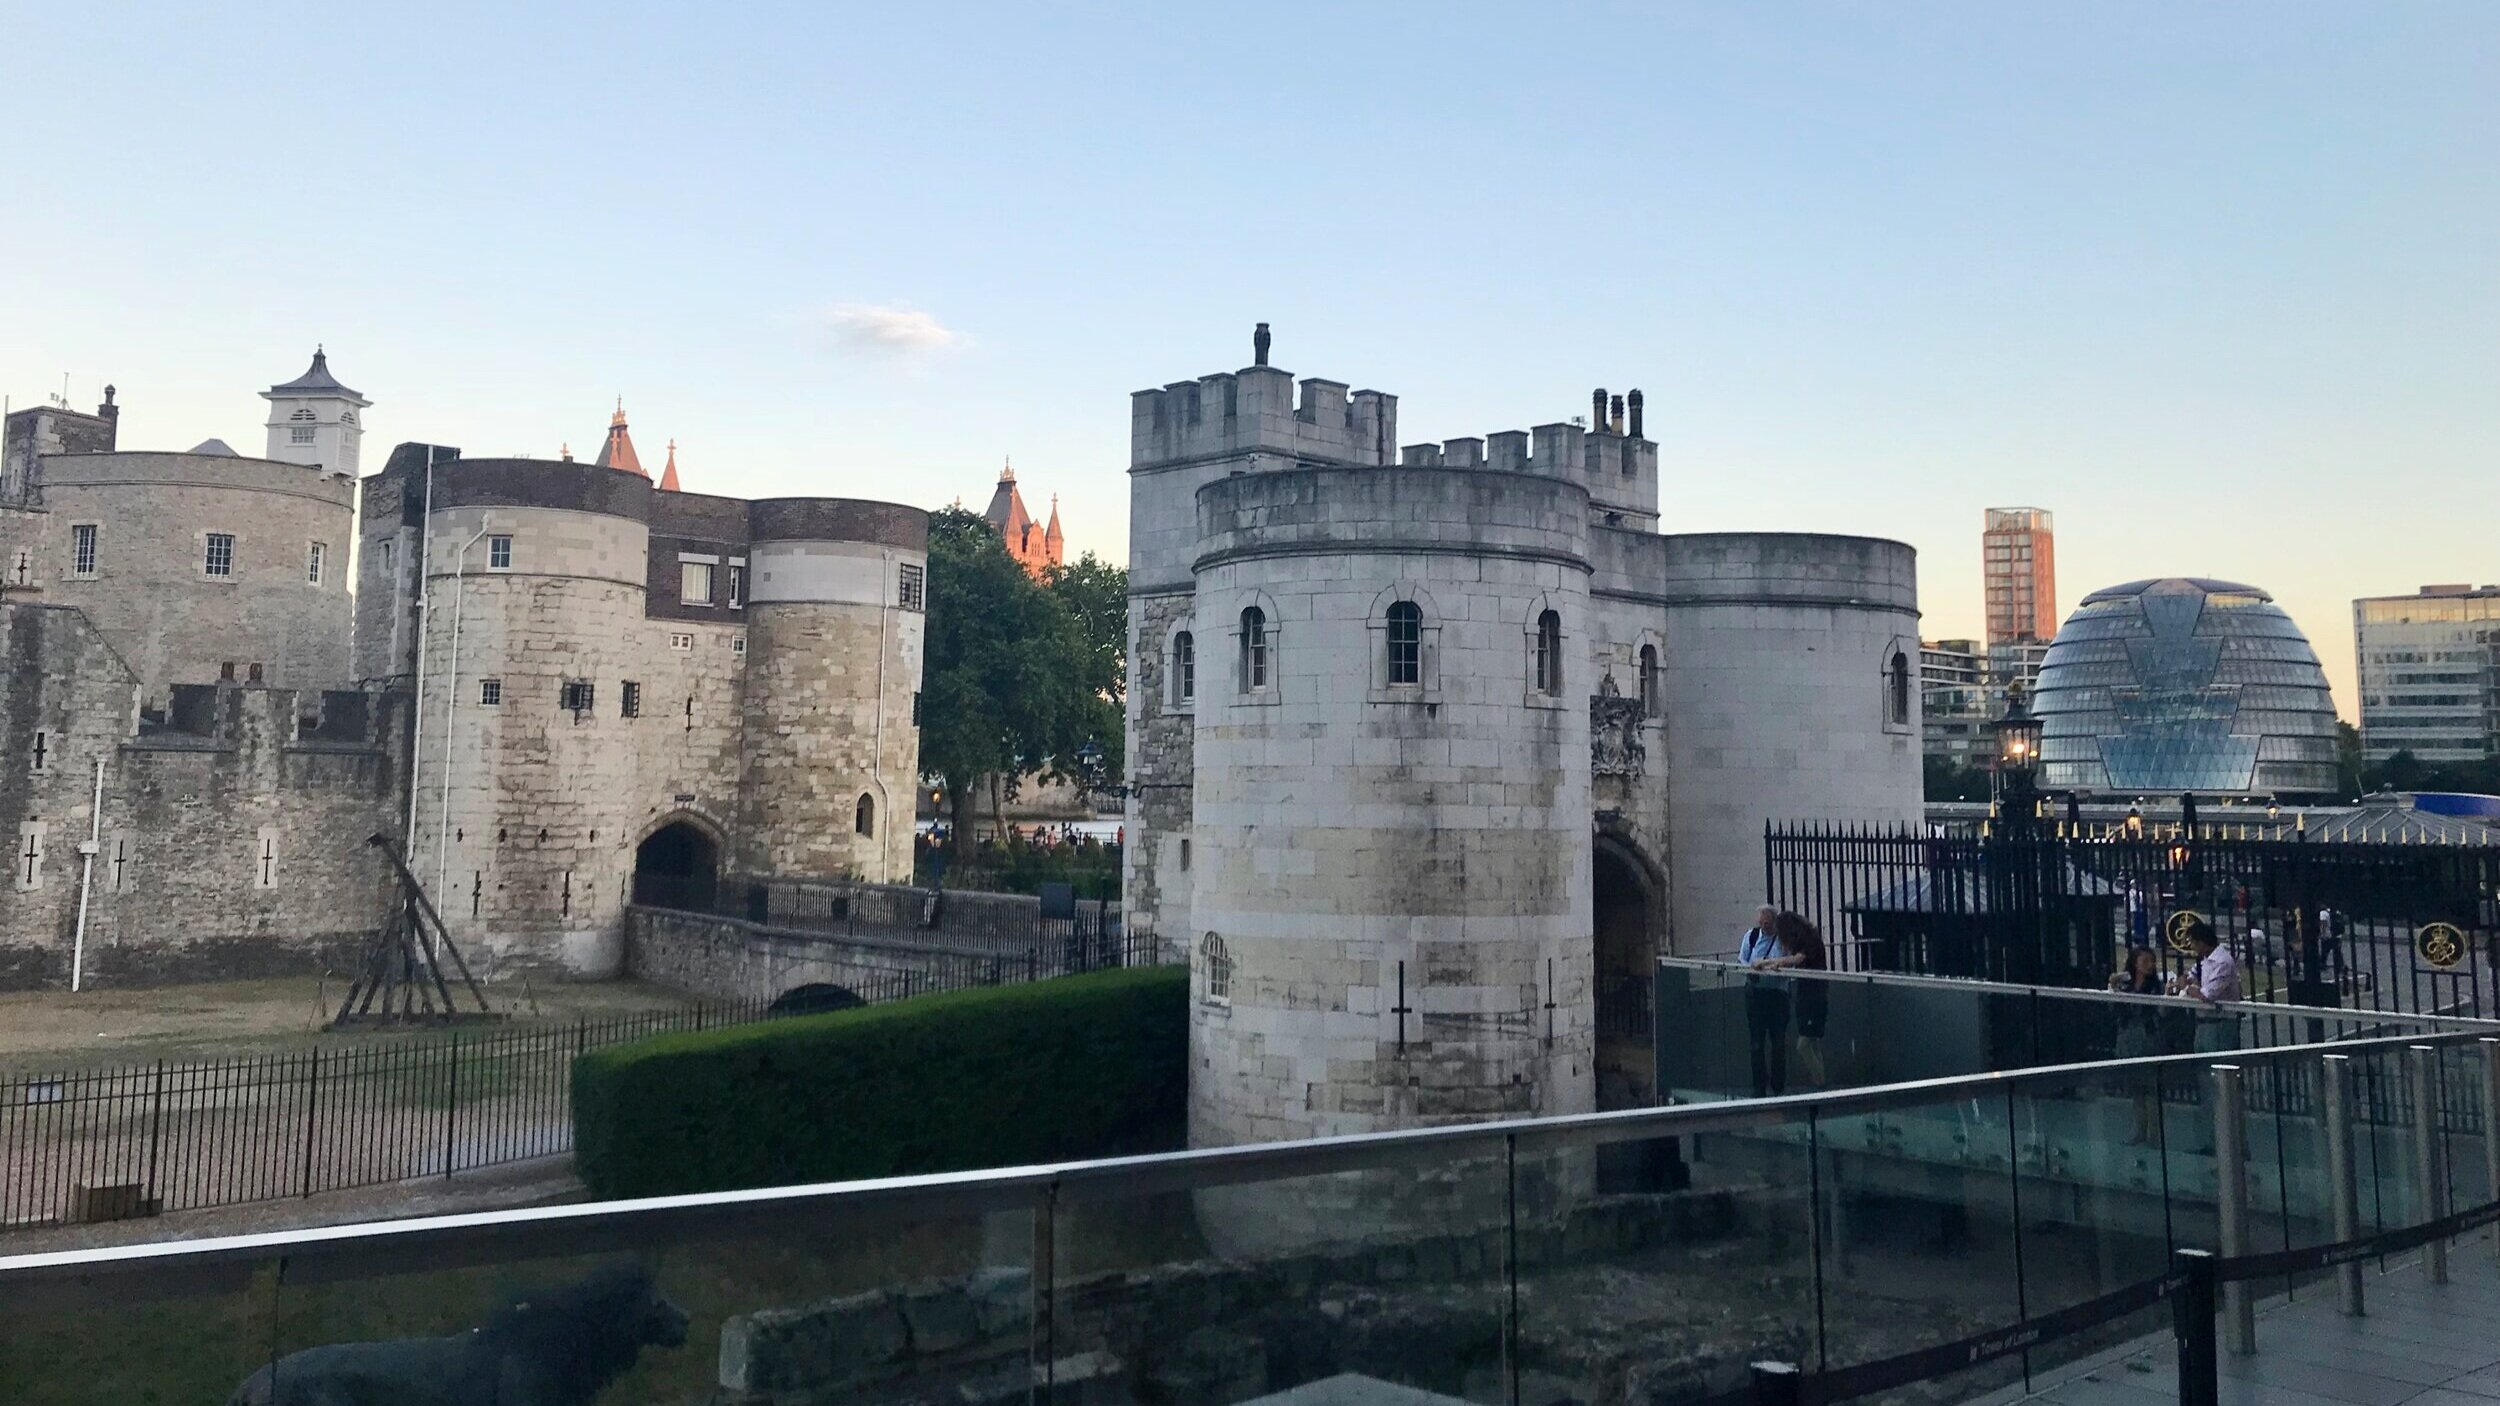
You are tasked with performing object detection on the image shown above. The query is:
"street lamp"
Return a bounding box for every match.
[1993,683,2044,833]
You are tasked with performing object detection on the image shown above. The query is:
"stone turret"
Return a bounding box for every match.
[262,348,371,479]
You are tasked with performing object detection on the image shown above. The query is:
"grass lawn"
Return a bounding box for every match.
[0,977,704,1074]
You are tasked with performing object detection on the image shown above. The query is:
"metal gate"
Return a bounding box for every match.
[1765,822,2500,1017]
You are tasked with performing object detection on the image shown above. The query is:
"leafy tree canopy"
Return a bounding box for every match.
[919,508,1126,834]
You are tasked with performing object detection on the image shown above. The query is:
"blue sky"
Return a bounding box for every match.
[5,2,2495,713]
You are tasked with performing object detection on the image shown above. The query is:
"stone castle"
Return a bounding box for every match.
[1122,331,1924,1146]
[0,354,926,988]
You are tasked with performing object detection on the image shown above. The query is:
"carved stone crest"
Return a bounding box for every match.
[1590,672,1646,779]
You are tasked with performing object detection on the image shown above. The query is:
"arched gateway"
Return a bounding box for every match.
[631,816,720,912]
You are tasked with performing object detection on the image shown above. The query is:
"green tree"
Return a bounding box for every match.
[2334,720,2366,800]
[919,509,1125,841]
[1923,754,1991,803]
[1042,552,1128,783]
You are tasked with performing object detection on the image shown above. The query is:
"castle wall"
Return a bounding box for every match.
[404,494,749,979]
[1612,532,1925,955]
[1186,466,1597,1147]
[737,501,927,884]
[40,451,355,699]
[0,503,56,595]
[0,601,400,989]
[1123,368,1397,963]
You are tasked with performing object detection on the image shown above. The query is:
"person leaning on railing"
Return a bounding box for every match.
[1768,911,1831,1088]
[2167,918,2242,1053]
[2109,946,2167,1144]
[1738,905,1791,1097]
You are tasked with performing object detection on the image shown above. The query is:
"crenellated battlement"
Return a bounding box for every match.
[1131,365,1397,470]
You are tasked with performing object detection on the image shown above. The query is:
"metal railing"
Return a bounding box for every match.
[9,1023,2500,1405]
[1,929,1167,1232]
[1766,822,2500,1019]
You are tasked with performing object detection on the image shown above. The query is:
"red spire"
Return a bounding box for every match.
[659,439,681,492]
[594,398,646,477]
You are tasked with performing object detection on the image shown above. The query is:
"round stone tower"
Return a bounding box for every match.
[409,458,655,977]
[1188,461,1597,1149]
[1653,532,1925,954]
[736,499,928,884]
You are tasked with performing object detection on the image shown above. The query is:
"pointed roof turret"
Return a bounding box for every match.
[593,398,646,477]
[659,439,681,492]
[1044,494,1063,547]
[266,345,366,401]
[982,457,1027,537]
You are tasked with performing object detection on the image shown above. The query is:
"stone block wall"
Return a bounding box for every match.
[1638,533,1925,955]
[622,906,1057,1006]
[406,502,747,978]
[1186,467,1599,1146]
[0,600,401,989]
[41,451,356,700]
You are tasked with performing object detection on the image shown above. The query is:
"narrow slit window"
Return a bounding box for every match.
[1174,630,1195,701]
[1386,601,1422,686]
[1240,608,1269,692]
[1534,610,1562,696]
[1202,932,1231,1005]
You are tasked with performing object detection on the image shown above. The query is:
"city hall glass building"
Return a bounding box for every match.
[2032,578,2340,797]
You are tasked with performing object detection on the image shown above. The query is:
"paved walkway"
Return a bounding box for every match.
[2017,1237,2500,1405]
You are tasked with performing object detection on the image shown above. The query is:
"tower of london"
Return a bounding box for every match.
[0,353,926,988]
[1122,334,1925,1145]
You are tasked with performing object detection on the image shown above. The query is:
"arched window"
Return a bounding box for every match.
[1886,650,1911,726]
[1534,609,1563,696]
[1638,644,1660,717]
[1240,607,1269,692]
[1201,932,1231,1005]
[854,793,876,837]
[1173,630,1196,702]
[1386,601,1422,686]
[288,408,316,422]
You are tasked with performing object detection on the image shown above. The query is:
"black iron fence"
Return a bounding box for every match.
[0,921,1158,1233]
[1766,821,2500,1019]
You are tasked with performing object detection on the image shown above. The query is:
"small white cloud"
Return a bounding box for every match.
[818,303,972,358]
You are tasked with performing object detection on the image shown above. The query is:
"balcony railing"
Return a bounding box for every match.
[8,1002,2500,1405]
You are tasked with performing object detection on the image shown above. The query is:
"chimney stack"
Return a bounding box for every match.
[1609,394,1625,436]
[1626,388,1644,439]
[1591,388,1608,431]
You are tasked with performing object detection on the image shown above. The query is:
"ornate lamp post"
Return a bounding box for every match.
[1992,683,2045,836]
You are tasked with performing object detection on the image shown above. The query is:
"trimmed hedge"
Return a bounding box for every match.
[571,965,1187,1198]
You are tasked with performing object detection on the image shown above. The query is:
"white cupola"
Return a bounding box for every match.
[261,346,372,475]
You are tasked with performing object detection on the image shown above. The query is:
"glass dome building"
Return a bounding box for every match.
[2032,578,2340,798]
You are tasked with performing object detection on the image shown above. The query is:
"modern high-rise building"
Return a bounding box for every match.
[2354,585,2500,765]
[1919,638,1992,767]
[1983,507,2056,647]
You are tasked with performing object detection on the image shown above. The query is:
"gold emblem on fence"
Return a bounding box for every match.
[2416,921,2467,971]
[2165,909,2207,955]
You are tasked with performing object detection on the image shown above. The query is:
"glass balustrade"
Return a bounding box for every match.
[4,1012,2495,1405]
